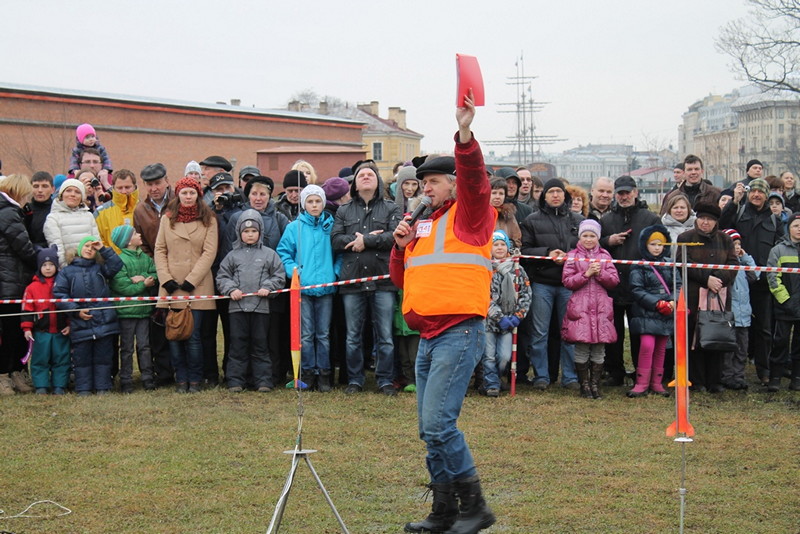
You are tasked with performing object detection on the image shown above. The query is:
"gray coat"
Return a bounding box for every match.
[216,209,285,314]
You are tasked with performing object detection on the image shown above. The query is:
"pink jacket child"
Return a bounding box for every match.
[561,219,619,345]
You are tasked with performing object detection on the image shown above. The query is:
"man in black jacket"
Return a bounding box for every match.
[599,176,660,386]
[332,160,402,395]
[520,179,583,389]
[25,171,54,248]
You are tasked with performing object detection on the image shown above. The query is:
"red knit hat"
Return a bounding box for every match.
[722,228,742,242]
[174,177,202,196]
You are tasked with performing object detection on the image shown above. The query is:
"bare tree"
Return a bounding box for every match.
[717,0,800,93]
[288,89,349,112]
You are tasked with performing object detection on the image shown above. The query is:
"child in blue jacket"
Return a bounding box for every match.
[721,229,758,390]
[277,185,341,392]
[54,236,123,395]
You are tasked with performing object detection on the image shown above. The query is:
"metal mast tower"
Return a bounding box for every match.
[485,53,563,165]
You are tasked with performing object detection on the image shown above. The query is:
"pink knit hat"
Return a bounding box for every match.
[76,123,96,144]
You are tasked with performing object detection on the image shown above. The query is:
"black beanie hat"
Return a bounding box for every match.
[746,159,763,173]
[283,170,308,189]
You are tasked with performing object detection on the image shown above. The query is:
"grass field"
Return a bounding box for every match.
[1,371,799,534]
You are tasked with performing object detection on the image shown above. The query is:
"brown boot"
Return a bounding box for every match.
[0,374,15,396]
[10,371,34,393]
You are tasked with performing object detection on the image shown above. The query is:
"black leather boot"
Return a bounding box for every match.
[445,476,495,534]
[404,483,457,533]
[790,360,800,391]
[317,370,332,393]
[575,362,592,398]
[767,365,783,392]
[590,362,604,399]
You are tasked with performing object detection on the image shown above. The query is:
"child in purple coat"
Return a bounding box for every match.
[561,219,619,399]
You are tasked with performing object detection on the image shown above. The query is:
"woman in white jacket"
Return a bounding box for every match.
[44,178,99,267]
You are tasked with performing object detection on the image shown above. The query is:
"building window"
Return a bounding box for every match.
[779,123,785,134]
[372,142,383,161]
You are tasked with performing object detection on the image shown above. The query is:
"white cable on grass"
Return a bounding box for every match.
[0,499,72,519]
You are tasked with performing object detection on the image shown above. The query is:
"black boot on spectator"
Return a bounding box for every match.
[767,365,783,392]
[404,482,457,533]
[318,371,332,393]
[590,362,604,399]
[575,362,592,398]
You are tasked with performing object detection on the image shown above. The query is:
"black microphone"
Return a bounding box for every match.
[407,196,432,226]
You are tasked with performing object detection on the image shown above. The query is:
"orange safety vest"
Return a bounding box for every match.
[402,202,494,317]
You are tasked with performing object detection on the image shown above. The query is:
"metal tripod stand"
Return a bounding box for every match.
[266,389,350,534]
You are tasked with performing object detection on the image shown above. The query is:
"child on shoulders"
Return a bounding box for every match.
[69,123,113,186]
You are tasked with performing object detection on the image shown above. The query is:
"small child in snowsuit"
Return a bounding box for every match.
[53,236,123,395]
[628,224,682,398]
[68,123,113,185]
[217,209,285,392]
[20,246,71,394]
[561,219,619,399]
[482,230,531,397]
[109,225,158,393]
[721,229,757,390]
[276,185,341,392]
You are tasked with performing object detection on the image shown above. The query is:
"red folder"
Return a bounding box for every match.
[456,54,485,107]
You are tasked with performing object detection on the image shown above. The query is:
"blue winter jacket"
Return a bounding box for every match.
[277,211,341,297]
[731,253,757,327]
[53,246,123,342]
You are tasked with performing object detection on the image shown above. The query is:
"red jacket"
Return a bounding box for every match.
[21,275,66,334]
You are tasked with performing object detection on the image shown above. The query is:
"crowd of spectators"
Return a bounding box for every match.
[1,130,799,396]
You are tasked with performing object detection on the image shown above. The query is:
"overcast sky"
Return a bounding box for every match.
[2,0,752,156]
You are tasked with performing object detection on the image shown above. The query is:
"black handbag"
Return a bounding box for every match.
[695,291,737,352]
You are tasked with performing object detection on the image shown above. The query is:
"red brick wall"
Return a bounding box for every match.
[0,88,364,185]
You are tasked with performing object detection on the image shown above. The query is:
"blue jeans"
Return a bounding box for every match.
[169,310,204,384]
[416,317,484,483]
[342,291,395,388]
[482,330,512,390]
[301,294,333,374]
[529,282,576,385]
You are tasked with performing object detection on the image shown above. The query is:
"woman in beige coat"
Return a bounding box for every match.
[154,177,218,392]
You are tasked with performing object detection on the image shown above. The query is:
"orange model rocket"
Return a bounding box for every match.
[667,288,695,438]
[290,268,301,388]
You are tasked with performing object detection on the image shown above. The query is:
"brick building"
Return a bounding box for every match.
[0,83,366,189]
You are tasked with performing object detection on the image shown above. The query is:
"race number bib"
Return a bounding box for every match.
[416,219,433,238]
